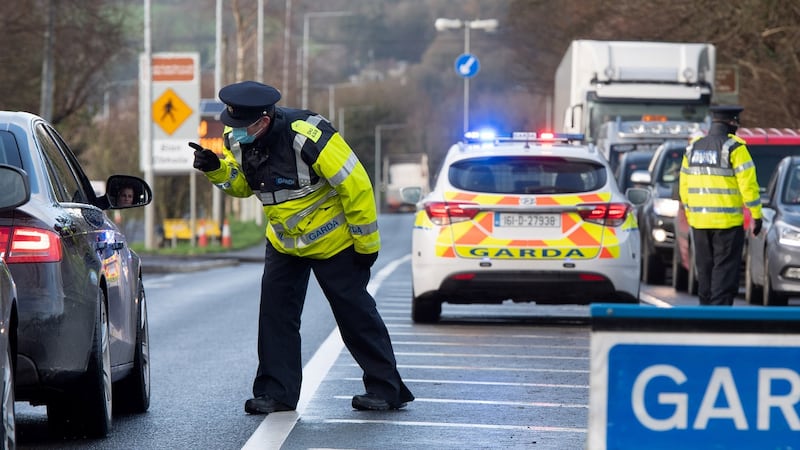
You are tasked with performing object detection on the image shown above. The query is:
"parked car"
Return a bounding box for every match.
[403,131,641,323]
[744,156,800,305]
[673,128,800,294]
[0,164,32,449]
[0,111,152,438]
[633,140,686,285]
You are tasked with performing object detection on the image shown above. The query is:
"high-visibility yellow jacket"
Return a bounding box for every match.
[679,132,762,229]
[203,108,380,258]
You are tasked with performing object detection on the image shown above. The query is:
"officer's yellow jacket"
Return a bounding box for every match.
[203,108,380,259]
[679,133,762,229]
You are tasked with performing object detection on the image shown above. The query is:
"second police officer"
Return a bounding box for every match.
[188,81,414,414]
[679,105,763,306]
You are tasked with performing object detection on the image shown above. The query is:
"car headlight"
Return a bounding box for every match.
[653,198,679,217]
[777,221,800,247]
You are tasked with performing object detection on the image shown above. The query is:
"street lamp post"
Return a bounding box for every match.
[374,123,405,211]
[302,11,353,109]
[434,18,498,134]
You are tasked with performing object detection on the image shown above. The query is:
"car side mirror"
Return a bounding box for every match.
[106,175,153,209]
[630,170,651,185]
[399,186,423,205]
[626,187,651,206]
[0,164,31,210]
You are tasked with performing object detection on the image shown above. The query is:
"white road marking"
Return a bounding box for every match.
[321,419,586,433]
[639,291,673,307]
[332,395,588,409]
[341,377,588,389]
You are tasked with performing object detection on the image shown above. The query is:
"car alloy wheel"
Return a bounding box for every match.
[47,289,112,438]
[113,281,151,413]
[0,338,15,450]
[744,250,762,304]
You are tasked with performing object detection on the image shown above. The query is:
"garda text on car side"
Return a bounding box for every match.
[401,130,642,323]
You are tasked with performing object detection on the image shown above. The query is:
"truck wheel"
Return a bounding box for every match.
[671,242,688,291]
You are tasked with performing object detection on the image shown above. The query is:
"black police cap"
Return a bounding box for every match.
[710,105,744,122]
[219,81,281,127]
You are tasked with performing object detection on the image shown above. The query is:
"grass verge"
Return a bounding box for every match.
[131,219,265,256]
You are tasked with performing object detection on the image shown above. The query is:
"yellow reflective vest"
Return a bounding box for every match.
[679,133,762,229]
[203,108,380,258]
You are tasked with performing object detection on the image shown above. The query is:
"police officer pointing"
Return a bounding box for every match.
[679,105,762,306]
[188,81,413,414]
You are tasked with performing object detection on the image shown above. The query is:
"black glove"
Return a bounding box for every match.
[752,218,763,235]
[354,251,378,268]
[189,142,220,172]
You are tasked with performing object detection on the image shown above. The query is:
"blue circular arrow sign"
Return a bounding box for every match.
[455,53,480,78]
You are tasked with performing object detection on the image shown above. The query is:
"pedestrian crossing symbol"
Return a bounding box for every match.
[153,88,192,135]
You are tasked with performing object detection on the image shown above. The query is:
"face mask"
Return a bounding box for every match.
[231,127,256,144]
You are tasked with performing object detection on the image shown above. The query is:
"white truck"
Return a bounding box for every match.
[554,40,715,144]
[596,117,708,173]
[382,153,429,213]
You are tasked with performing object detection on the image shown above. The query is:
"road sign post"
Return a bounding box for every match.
[589,305,800,449]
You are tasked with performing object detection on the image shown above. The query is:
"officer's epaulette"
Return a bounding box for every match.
[729,134,747,145]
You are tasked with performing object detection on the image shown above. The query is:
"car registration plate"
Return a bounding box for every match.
[495,213,561,227]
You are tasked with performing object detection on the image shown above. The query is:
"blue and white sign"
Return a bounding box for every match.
[455,53,479,78]
[589,305,800,450]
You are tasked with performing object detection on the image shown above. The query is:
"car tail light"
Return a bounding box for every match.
[424,201,479,225]
[577,203,631,227]
[0,226,62,263]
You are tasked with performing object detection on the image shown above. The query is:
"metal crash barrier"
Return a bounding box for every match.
[588,304,800,450]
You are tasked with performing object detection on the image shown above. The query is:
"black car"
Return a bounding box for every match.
[745,155,800,306]
[0,164,31,448]
[613,149,656,194]
[0,111,152,437]
[634,140,686,284]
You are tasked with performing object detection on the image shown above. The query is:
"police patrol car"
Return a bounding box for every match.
[406,131,641,322]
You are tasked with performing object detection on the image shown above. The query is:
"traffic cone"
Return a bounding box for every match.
[221,219,232,248]
[198,223,207,247]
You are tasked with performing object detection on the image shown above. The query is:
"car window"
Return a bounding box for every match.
[0,131,22,167]
[748,144,800,190]
[782,164,800,204]
[448,156,607,194]
[657,148,684,183]
[615,152,654,192]
[35,123,88,203]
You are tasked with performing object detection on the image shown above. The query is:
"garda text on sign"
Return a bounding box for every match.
[589,305,800,450]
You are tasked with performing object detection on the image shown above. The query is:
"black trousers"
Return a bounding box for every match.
[253,241,413,407]
[692,226,745,306]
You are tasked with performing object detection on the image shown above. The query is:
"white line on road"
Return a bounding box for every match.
[241,254,411,450]
[321,419,587,433]
[332,395,588,409]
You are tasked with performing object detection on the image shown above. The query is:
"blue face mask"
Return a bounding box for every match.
[231,127,256,144]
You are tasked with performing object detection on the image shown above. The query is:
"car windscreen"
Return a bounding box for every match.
[748,144,800,190]
[656,147,684,183]
[782,164,800,204]
[448,156,607,194]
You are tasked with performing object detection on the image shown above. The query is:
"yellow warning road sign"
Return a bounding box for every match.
[153,88,193,135]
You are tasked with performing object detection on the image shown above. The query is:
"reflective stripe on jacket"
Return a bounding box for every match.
[203,108,380,258]
[679,133,762,229]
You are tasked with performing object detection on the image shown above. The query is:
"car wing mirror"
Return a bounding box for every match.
[629,170,651,185]
[626,187,650,206]
[0,164,31,210]
[106,175,153,209]
[399,186,423,205]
